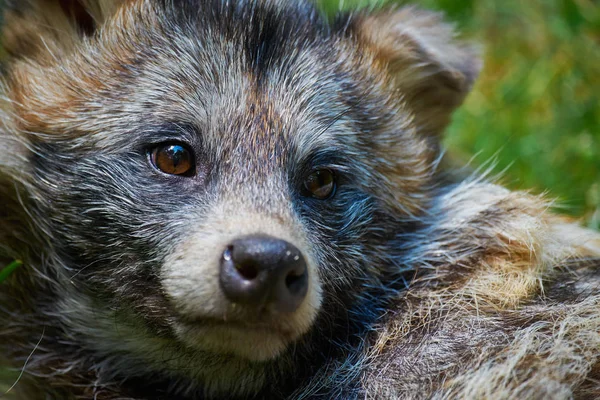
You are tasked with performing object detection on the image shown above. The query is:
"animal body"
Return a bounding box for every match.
[0,0,599,399]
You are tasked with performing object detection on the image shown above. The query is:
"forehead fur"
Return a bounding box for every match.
[3,0,447,216]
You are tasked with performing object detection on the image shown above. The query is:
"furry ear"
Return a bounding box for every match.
[2,0,121,60]
[351,6,481,136]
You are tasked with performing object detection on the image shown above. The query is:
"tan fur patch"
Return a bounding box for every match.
[6,0,152,138]
[443,295,600,399]
[360,184,600,399]
[353,6,480,137]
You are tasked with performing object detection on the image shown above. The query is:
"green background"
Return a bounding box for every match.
[321,0,600,227]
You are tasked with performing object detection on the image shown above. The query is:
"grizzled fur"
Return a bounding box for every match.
[0,0,599,399]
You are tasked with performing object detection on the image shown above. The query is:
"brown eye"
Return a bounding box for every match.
[150,144,195,176]
[303,169,336,199]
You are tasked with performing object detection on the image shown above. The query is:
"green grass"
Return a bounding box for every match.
[0,260,22,283]
[321,0,600,228]
[0,261,22,394]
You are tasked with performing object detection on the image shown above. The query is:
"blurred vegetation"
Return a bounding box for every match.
[321,0,600,228]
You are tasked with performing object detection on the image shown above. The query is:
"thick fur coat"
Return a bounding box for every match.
[0,1,599,399]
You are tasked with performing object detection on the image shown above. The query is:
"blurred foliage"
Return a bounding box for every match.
[321,0,600,227]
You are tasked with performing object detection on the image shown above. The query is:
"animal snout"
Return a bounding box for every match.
[219,235,308,313]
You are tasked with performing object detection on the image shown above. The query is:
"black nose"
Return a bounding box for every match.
[219,235,308,313]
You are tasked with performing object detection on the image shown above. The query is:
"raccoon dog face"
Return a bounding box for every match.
[1,0,478,388]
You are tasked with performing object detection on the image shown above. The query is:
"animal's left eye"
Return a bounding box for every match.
[302,169,336,199]
[149,143,195,176]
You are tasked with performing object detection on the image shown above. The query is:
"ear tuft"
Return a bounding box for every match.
[2,0,121,61]
[352,6,482,136]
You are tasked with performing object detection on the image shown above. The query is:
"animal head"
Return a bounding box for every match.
[0,0,479,394]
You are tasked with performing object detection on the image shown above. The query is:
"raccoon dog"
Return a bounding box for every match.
[0,0,599,399]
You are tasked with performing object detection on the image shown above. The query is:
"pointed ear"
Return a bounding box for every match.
[351,6,481,136]
[2,0,121,60]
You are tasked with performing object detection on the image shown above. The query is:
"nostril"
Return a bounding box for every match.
[236,262,259,280]
[285,267,307,293]
[224,246,259,280]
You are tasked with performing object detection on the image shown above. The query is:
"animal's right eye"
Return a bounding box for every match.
[149,143,195,176]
